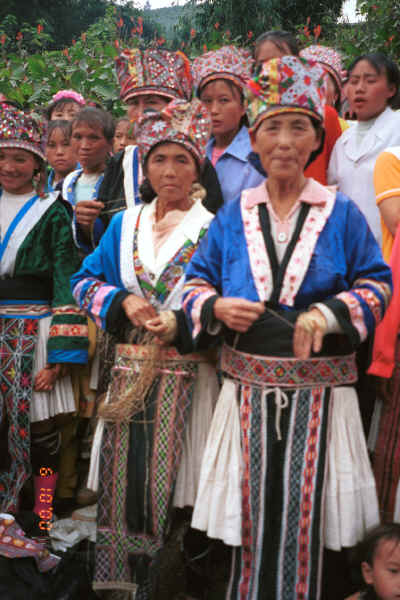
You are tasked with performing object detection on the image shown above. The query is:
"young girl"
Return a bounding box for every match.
[328,53,400,245]
[193,45,265,203]
[112,117,135,154]
[45,120,76,192]
[0,105,88,526]
[62,106,114,255]
[347,523,400,600]
[46,89,86,122]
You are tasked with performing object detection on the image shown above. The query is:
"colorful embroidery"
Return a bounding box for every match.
[133,210,207,306]
[0,317,38,513]
[241,189,273,302]
[49,324,88,338]
[94,345,199,593]
[221,344,358,388]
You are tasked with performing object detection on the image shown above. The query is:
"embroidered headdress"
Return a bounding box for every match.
[300,45,343,96]
[0,105,45,161]
[246,56,326,133]
[193,45,254,95]
[116,48,193,103]
[135,98,211,167]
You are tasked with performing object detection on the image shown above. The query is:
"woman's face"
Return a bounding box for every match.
[200,80,245,143]
[71,121,111,173]
[0,147,39,194]
[113,120,135,154]
[251,113,320,182]
[51,101,81,121]
[146,142,197,207]
[347,59,395,121]
[46,127,76,178]
[255,39,291,67]
[125,94,170,121]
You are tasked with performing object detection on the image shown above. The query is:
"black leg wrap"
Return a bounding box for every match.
[31,429,61,474]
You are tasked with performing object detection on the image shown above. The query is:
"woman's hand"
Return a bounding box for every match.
[293,308,327,360]
[34,364,62,392]
[75,200,104,229]
[122,294,158,327]
[214,298,264,333]
[145,311,177,345]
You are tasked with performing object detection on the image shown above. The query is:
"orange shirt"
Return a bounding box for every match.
[374,147,400,262]
[305,105,343,185]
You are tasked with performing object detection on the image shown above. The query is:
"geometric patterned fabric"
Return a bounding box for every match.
[0,317,38,512]
[94,344,205,596]
[224,346,332,600]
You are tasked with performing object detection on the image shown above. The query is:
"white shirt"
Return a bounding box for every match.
[0,190,33,241]
[328,106,400,245]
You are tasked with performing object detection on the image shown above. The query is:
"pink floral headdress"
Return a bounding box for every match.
[51,90,86,105]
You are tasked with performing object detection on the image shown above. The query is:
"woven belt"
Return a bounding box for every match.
[221,344,358,389]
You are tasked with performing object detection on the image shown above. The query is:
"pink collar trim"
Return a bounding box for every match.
[244,178,333,210]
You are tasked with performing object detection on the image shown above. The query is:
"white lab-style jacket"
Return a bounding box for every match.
[328,106,400,245]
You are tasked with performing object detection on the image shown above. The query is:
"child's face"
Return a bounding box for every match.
[362,539,400,600]
[200,79,245,143]
[71,122,111,174]
[0,147,39,194]
[51,101,81,121]
[113,120,135,154]
[46,128,76,178]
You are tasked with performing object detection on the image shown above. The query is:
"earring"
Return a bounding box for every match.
[189,182,206,203]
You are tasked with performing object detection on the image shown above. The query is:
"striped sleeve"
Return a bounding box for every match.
[322,198,393,346]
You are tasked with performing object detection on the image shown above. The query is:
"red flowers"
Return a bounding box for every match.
[214,22,220,29]
[0,34,6,46]
[314,25,321,40]
[16,31,23,42]
[117,17,124,28]
[190,28,196,38]
[247,30,254,39]
[37,24,43,34]
[114,39,120,49]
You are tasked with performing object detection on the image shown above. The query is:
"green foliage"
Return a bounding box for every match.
[0,0,109,50]
[0,0,399,115]
[175,0,343,53]
[0,4,166,115]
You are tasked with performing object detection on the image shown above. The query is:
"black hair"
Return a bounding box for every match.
[71,107,115,143]
[307,118,325,169]
[254,30,299,61]
[46,119,72,143]
[45,97,82,121]
[348,52,400,108]
[358,523,400,567]
[199,77,249,129]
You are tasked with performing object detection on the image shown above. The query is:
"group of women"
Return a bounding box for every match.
[1,29,400,600]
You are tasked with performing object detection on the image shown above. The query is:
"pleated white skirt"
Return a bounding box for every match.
[190,381,379,550]
[30,316,75,422]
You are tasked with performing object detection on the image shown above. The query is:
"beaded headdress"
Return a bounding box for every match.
[300,45,343,96]
[246,56,326,133]
[0,105,45,161]
[116,48,193,102]
[193,45,254,95]
[135,98,211,167]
